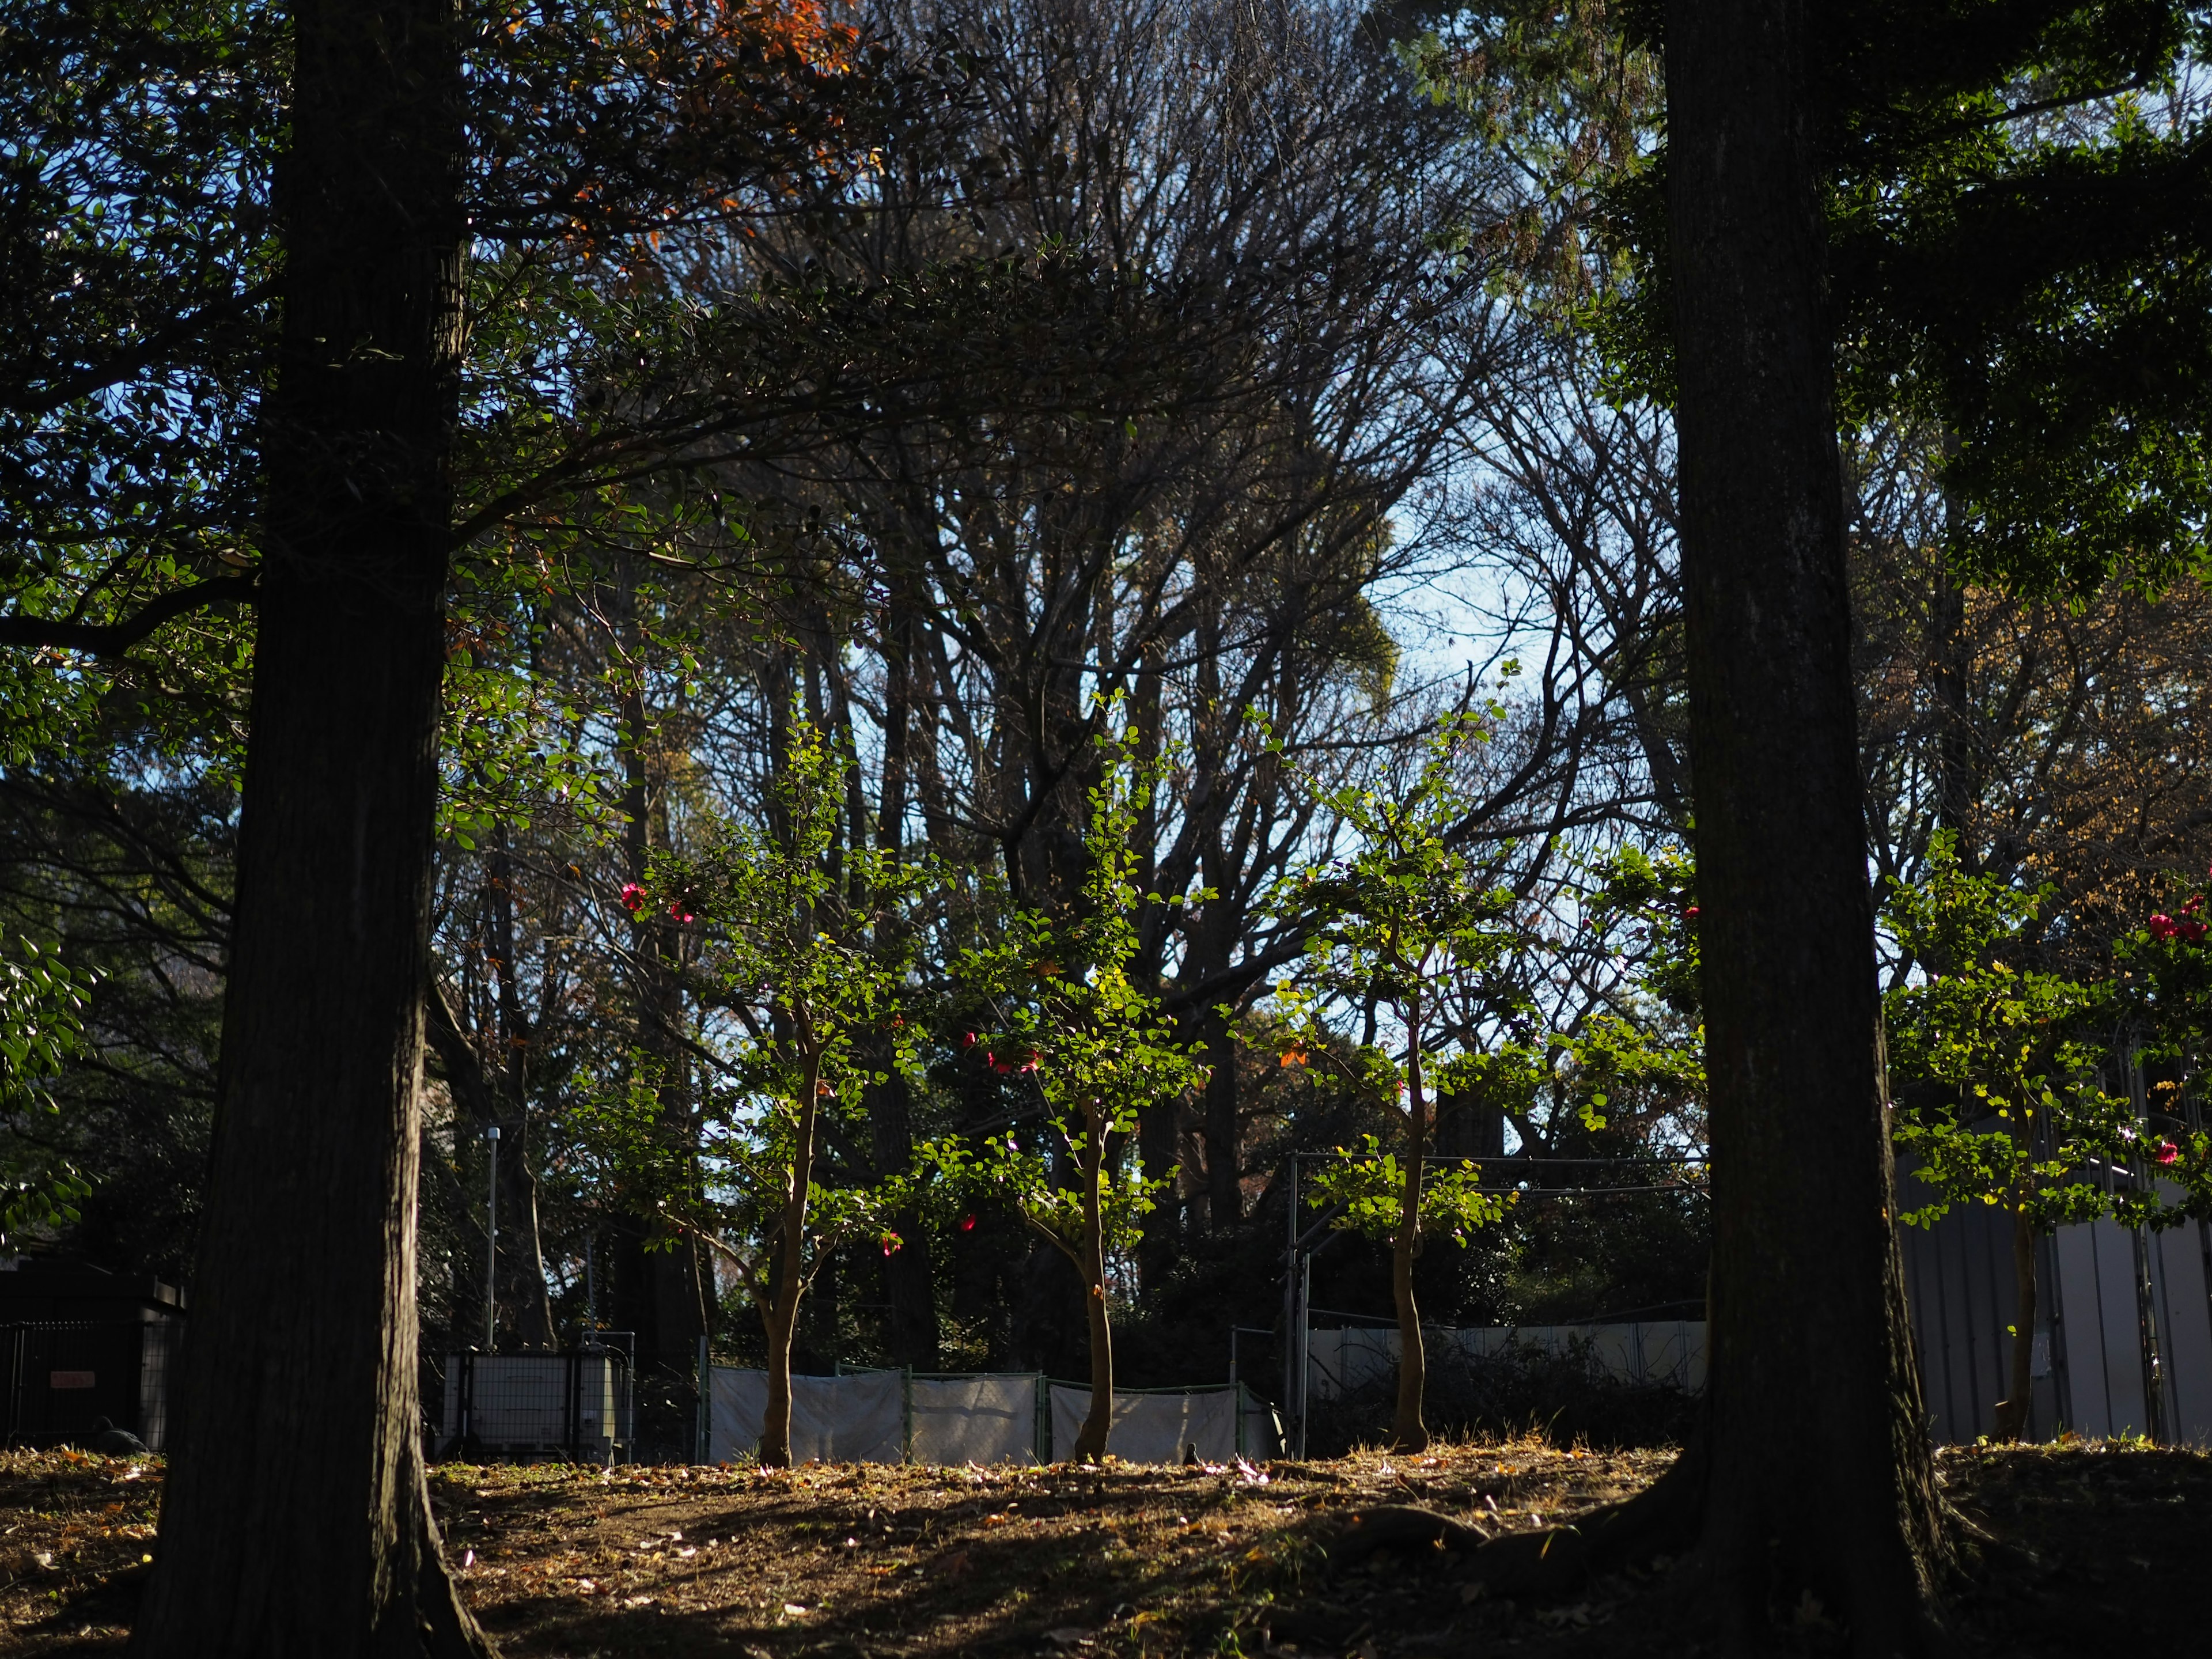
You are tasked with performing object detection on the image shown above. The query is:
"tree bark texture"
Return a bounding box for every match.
[1201,1011,1241,1233]
[609,574,709,1378]
[1992,1205,2036,1441]
[483,833,558,1347]
[1391,1004,1429,1454]
[1072,1112,1116,1462]
[1665,2,1949,1647]
[130,2,488,1653]
[425,983,556,1349]
[866,1067,938,1370]
[759,1037,822,1469]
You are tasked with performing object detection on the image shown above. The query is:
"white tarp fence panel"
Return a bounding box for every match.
[1305,1321,1708,1403]
[707,1369,904,1464]
[1047,1384,1242,1464]
[910,1375,1039,1465]
[708,1366,766,1461]
[706,1369,1251,1464]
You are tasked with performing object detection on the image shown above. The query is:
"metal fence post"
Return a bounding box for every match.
[695,1334,711,1464]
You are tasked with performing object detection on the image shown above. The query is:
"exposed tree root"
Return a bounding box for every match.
[1324,1502,1493,1566]
[414,1476,499,1659]
[1450,1435,1709,1602]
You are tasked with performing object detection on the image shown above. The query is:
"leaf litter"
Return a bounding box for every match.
[0,1437,2205,1655]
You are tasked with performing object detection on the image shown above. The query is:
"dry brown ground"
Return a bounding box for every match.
[0,1437,2203,1656]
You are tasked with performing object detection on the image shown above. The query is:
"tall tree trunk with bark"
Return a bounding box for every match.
[1391,997,1430,1454]
[485,831,558,1347]
[1991,1202,2037,1441]
[867,1067,938,1369]
[423,983,554,1349]
[1200,1011,1241,1233]
[610,599,709,1387]
[758,1033,822,1469]
[130,2,489,1653]
[1665,1,1949,1645]
[1071,1105,1116,1463]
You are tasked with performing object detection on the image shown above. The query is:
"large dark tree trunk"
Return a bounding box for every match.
[867,1069,938,1369]
[1200,1010,1241,1233]
[1665,1,1949,1646]
[130,2,488,1653]
[608,591,708,1399]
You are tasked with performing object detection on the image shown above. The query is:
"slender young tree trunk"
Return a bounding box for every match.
[760,1037,821,1469]
[487,832,558,1347]
[130,2,490,1653]
[1391,999,1430,1454]
[1665,2,1949,1646]
[1073,1106,1116,1462]
[1992,1204,2037,1441]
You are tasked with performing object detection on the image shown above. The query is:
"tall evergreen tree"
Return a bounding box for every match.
[127,0,487,1650]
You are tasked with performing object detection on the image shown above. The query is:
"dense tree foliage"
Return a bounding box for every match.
[5,1,2212,1645]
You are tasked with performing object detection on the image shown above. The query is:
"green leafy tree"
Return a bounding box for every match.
[606,720,927,1467]
[1274,716,1529,1452]
[2112,869,2212,1220]
[941,735,1200,1463]
[0,941,96,1240]
[1884,834,2150,1440]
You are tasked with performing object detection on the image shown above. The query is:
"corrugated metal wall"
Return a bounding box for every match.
[1899,1160,2212,1444]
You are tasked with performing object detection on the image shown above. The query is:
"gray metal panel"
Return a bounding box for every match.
[2147,1215,2212,1444]
[1897,1183,2017,1442]
[2062,1216,2152,1436]
[2053,1222,2112,1434]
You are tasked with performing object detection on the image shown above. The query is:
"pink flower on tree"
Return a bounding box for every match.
[959,1214,977,1232]
[620,883,646,914]
[2156,1141,2181,1166]
[667,901,695,922]
[2150,914,2179,940]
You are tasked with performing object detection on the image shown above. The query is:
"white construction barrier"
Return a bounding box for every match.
[1047,1382,1245,1463]
[911,1374,1041,1465]
[701,1368,1271,1464]
[707,1368,906,1464]
[1304,1321,1707,1403]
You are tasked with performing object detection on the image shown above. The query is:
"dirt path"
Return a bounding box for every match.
[1,1438,2203,1655]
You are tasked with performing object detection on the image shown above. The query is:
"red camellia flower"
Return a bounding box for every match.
[959,1031,976,1049]
[880,1233,903,1256]
[2187,895,2205,916]
[2151,914,2179,940]
[2157,1141,2180,1166]
[959,1214,977,1232]
[2184,919,2210,944]
[668,901,695,922]
[620,882,646,914]
[1018,1050,1040,1074]
[1681,906,1700,921]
